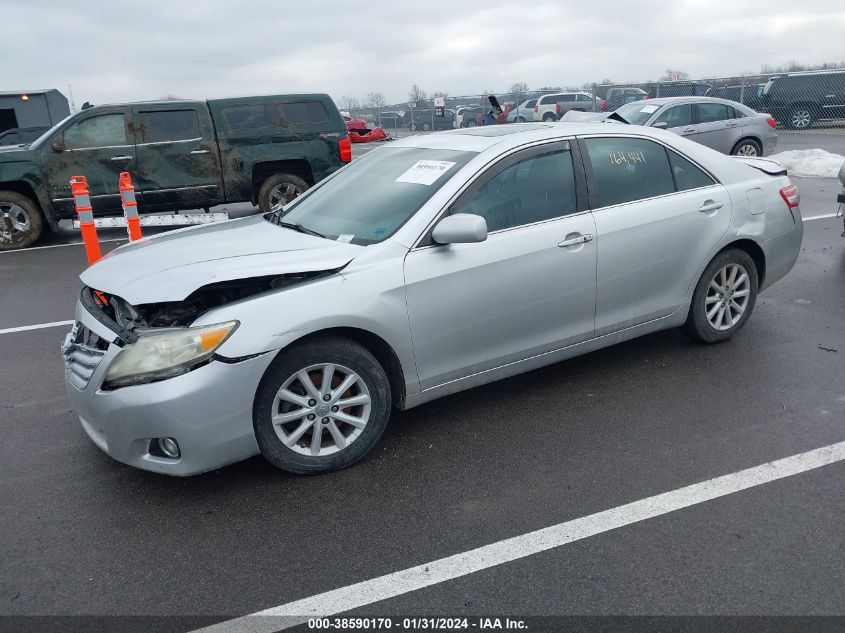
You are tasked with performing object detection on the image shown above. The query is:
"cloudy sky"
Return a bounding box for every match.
[3,0,844,109]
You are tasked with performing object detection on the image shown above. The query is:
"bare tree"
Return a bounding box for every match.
[408,84,427,104]
[659,69,690,82]
[509,82,529,100]
[159,94,183,100]
[337,96,361,112]
[364,92,387,109]
[431,90,448,99]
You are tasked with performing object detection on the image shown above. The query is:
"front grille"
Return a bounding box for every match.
[62,322,109,389]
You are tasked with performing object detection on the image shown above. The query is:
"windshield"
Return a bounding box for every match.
[613,101,658,125]
[272,147,476,245]
[29,113,75,149]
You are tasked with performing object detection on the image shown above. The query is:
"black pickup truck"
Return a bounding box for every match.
[0,94,351,250]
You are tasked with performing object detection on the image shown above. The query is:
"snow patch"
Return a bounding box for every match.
[768,149,845,178]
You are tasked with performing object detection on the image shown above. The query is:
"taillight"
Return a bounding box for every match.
[339,137,352,163]
[599,101,607,111]
[779,184,800,208]
[555,103,561,114]
[534,105,538,112]
[766,117,776,129]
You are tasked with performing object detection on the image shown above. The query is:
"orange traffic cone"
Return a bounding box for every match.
[70,176,102,264]
[119,172,142,242]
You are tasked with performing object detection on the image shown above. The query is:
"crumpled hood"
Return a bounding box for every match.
[80,214,362,304]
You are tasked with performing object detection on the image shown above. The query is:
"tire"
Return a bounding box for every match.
[422,122,431,131]
[257,173,309,214]
[253,336,392,474]
[409,122,417,131]
[466,120,476,128]
[786,105,815,130]
[516,116,527,123]
[730,138,762,157]
[542,113,557,122]
[0,191,44,251]
[682,248,759,344]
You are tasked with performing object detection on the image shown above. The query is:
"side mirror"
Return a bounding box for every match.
[652,121,668,129]
[51,134,65,152]
[432,213,487,245]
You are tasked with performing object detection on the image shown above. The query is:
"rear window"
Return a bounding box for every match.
[223,104,274,128]
[139,110,200,143]
[278,101,329,124]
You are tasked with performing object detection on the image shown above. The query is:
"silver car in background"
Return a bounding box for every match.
[63,123,803,477]
[563,96,778,156]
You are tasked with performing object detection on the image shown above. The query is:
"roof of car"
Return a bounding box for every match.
[389,121,675,153]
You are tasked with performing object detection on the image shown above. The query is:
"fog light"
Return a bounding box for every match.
[158,437,180,458]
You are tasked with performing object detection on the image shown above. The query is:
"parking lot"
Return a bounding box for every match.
[1,145,843,633]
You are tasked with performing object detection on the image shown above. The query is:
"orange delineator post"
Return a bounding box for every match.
[119,171,142,241]
[70,176,102,264]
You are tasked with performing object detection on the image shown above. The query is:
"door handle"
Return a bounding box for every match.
[725,122,738,127]
[698,200,724,213]
[110,155,132,161]
[190,149,210,154]
[558,233,593,248]
[681,127,696,134]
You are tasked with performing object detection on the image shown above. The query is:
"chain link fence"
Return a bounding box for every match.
[344,69,845,159]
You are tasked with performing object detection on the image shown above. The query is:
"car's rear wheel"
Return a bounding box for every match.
[731,138,762,157]
[516,116,527,122]
[254,337,392,474]
[542,113,557,122]
[258,173,309,213]
[409,122,417,131]
[682,249,758,343]
[465,120,476,127]
[422,122,431,131]
[0,191,44,251]
[787,106,814,129]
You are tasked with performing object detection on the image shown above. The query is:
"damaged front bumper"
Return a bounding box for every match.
[62,290,275,476]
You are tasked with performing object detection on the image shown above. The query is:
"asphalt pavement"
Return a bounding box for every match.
[0,169,843,632]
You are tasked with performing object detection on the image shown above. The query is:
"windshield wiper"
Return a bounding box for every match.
[278,221,326,239]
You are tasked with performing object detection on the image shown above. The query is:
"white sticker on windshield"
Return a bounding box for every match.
[336,234,355,243]
[640,105,659,113]
[395,160,456,186]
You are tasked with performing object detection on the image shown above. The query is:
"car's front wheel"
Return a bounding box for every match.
[254,337,392,474]
[0,191,44,251]
[682,249,758,343]
[787,106,814,129]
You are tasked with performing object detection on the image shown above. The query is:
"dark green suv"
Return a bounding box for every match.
[0,94,350,250]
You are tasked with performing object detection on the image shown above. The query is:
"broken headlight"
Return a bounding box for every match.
[103,321,238,389]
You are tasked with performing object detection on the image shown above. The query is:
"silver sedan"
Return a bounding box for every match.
[563,96,778,157]
[63,123,803,476]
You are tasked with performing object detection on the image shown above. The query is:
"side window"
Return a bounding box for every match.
[138,110,200,143]
[584,137,675,207]
[64,114,127,149]
[667,150,715,191]
[277,101,329,124]
[450,148,577,232]
[653,104,693,128]
[223,104,273,129]
[697,102,730,124]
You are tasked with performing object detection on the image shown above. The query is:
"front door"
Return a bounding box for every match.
[652,103,698,140]
[47,107,135,217]
[821,73,845,120]
[133,105,221,209]
[581,135,731,336]
[404,142,597,391]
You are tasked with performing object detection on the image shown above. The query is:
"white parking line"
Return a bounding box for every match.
[0,237,125,254]
[195,440,845,633]
[803,212,840,222]
[0,320,74,335]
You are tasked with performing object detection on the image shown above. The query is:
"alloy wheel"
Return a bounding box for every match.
[271,363,372,457]
[705,263,751,331]
[736,143,758,156]
[268,183,303,212]
[0,202,31,245]
[790,109,812,129]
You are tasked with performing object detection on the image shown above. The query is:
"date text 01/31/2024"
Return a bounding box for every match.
[308,617,528,630]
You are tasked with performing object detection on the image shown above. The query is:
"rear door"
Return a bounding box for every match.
[48,106,134,216]
[580,135,731,335]
[695,102,741,154]
[132,104,222,209]
[821,73,845,120]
